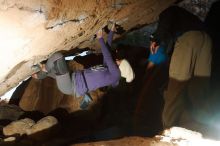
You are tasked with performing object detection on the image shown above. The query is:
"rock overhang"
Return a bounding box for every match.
[0,0,175,96]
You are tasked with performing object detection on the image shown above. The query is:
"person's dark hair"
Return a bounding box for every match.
[114,44,126,60]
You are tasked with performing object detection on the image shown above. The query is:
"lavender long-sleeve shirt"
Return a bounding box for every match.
[74,31,120,96]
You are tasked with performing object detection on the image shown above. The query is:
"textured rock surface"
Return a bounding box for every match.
[26,116,58,135]
[0,104,24,121]
[3,116,57,133]
[3,136,16,142]
[0,0,175,96]
[3,118,35,136]
[178,0,218,21]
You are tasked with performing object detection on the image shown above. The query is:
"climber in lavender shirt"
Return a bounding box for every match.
[74,28,121,96]
[32,23,134,109]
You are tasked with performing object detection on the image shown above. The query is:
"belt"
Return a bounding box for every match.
[82,71,89,93]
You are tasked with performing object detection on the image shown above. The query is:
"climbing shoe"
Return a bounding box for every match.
[80,94,93,110]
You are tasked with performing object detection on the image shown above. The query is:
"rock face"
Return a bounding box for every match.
[3,116,58,142]
[0,0,175,96]
[26,116,58,135]
[3,118,35,136]
[0,104,24,121]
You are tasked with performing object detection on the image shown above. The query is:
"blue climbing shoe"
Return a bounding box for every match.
[80,94,93,110]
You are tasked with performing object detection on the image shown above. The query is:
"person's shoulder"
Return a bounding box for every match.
[121,59,131,66]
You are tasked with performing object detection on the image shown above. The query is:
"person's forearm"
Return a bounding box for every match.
[99,37,118,74]
[107,30,114,47]
[147,61,155,69]
[99,37,112,61]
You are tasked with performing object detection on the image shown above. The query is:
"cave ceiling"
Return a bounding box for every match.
[0,0,176,96]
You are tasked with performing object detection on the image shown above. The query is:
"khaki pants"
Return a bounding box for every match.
[163,31,212,128]
[170,31,212,80]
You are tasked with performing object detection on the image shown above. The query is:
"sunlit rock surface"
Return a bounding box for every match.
[75,127,220,146]
[0,0,175,96]
[3,118,35,136]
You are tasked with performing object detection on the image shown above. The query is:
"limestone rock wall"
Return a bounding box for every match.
[0,0,175,96]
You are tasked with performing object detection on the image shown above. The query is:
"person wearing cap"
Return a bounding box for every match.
[150,5,212,129]
[32,23,135,109]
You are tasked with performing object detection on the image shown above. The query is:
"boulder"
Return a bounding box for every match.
[3,118,35,136]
